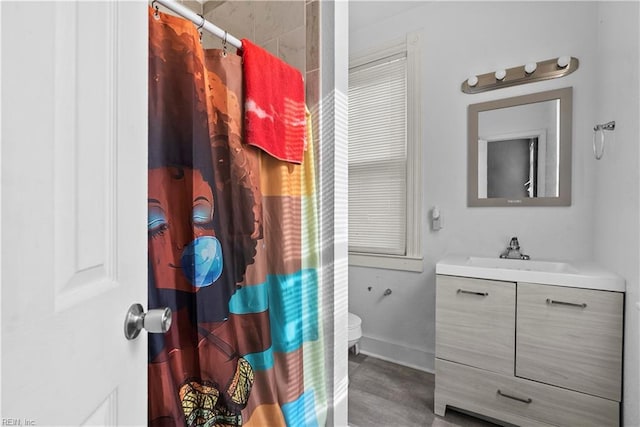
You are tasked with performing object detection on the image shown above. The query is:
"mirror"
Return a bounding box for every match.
[468,87,572,206]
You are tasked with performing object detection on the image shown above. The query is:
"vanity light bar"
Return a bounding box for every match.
[461,56,579,94]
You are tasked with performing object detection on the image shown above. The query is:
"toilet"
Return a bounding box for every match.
[348,312,363,354]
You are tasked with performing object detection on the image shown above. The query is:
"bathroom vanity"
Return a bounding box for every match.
[434,255,625,427]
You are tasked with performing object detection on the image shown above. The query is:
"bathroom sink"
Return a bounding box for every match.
[436,255,625,292]
[466,256,578,274]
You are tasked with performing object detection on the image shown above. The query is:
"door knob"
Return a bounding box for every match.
[124,303,172,340]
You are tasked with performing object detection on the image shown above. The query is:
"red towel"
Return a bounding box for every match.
[241,38,306,164]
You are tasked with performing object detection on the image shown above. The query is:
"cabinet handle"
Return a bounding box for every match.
[497,389,532,404]
[457,289,488,297]
[546,298,587,309]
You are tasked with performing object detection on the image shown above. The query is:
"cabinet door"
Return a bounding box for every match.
[436,275,515,375]
[435,359,620,427]
[516,282,623,401]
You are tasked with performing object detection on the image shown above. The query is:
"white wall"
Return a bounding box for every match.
[349,0,598,372]
[593,3,640,426]
[349,2,640,425]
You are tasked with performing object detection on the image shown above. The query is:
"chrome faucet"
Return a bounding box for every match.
[499,237,530,260]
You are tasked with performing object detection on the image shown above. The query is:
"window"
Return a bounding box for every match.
[348,33,422,272]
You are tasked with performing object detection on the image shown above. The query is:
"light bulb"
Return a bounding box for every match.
[495,69,506,81]
[524,62,537,74]
[467,75,478,87]
[557,56,571,68]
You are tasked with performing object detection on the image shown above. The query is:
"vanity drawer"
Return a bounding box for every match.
[436,275,515,375]
[516,282,623,401]
[435,358,619,427]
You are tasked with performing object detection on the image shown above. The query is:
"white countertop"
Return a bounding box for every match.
[436,254,625,292]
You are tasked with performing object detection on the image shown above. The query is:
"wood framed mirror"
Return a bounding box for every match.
[468,87,572,207]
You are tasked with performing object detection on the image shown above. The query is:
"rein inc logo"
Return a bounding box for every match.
[2,419,35,426]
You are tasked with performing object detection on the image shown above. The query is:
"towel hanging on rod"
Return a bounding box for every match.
[593,120,615,160]
[151,0,243,49]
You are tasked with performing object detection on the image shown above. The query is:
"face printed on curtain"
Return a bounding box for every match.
[148,166,223,292]
[148,7,265,426]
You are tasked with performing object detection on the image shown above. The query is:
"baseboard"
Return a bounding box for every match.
[358,335,435,373]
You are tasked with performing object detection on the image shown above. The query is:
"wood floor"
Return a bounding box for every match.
[348,353,501,427]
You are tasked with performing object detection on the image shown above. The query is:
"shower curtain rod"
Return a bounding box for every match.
[153,0,243,49]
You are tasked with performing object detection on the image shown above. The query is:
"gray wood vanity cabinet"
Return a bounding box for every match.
[434,274,623,427]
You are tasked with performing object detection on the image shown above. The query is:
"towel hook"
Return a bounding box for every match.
[593,120,615,160]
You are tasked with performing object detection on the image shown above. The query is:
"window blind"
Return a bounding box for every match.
[348,54,407,255]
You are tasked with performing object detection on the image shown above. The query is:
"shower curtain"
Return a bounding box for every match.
[148,8,325,427]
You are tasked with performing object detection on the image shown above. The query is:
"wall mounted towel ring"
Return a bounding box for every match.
[593,121,615,160]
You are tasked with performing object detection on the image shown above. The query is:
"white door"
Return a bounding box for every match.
[1,1,148,425]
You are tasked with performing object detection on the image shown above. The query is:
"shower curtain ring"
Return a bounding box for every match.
[221,31,228,57]
[151,0,160,19]
[196,14,205,31]
[196,14,205,41]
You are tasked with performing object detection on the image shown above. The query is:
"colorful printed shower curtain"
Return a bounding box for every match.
[148,8,325,427]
